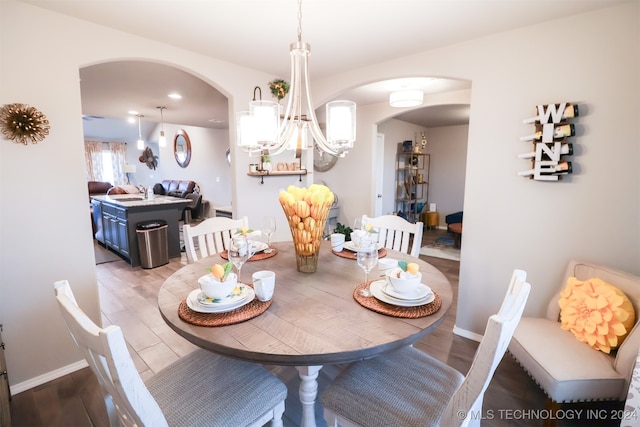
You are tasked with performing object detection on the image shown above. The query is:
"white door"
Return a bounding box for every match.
[374,133,384,216]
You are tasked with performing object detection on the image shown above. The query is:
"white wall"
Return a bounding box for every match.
[375,119,469,228]
[426,124,468,227]
[0,0,273,391]
[1,0,638,391]
[377,119,430,215]
[317,2,639,336]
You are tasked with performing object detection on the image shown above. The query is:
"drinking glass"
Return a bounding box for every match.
[262,216,276,253]
[356,238,378,284]
[353,217,363,231]
[228,235,250,283]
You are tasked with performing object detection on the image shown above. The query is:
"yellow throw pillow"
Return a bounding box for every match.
[559,277,635,354]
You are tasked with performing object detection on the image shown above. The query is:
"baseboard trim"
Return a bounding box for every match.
[453,325,483,342]
[10,359,88,395]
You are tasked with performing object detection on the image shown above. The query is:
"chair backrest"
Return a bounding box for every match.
[183,216,248,262]
[54,280,167,427]
[185,192,202,208]
[362,215,423,257]
[442,270,531,426]
[545,259,640,396]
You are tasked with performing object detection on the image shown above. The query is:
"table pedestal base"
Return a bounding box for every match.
[296,365,323,427]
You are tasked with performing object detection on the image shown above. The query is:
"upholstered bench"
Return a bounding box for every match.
[509,260,640,406]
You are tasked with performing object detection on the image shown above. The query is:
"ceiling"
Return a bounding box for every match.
[23,0,624,141]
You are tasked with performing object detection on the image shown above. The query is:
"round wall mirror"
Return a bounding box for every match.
[174,129,191,168]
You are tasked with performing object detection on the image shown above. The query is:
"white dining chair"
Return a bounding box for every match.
[322,269,531,427]
[362,214,423,257]
[54,280,286,427]
[183,216,248,262]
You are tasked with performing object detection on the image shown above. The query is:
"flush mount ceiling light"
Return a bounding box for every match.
[390,90,424,108]
[237,0,356,157]
[157,106,167,148]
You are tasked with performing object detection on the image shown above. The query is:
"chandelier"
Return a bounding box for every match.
[237,0,356,157]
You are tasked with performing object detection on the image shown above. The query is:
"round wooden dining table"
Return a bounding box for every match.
[158,240,453,427]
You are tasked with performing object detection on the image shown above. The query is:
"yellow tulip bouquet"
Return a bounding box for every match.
[279,184,335,273]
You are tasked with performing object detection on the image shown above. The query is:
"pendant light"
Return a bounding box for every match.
[237,0,356,157]
[157,106,167,148]
[136,114,144,150]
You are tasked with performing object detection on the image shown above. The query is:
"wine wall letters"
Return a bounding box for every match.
[518,102,579,181]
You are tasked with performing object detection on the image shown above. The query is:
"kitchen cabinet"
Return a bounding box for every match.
[92,195,189,267]
[102,204,130,257]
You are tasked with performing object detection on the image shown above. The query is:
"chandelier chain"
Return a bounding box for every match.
[297,0,302,42]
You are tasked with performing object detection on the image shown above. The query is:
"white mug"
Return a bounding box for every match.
[330,233,345,252]
[252,270,276,302]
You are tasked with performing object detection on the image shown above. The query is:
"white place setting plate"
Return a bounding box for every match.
[187,287,255,313]
[370,280,435,307]
[250,241,269,253]
[343,241,383,252]
[382,282,432,301]
[195,284,252,306]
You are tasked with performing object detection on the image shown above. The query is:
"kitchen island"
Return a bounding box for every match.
[91,194,190,267]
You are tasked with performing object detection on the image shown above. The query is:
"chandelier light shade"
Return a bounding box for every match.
[390,90,424,108]
[326,100,356,144]
[237,0,356,157]
[157,106,167,147]
[136,114,144,150]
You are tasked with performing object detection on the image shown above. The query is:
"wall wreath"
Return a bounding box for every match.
[0,103,50,145]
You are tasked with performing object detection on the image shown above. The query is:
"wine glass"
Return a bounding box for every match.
[262,216,276,253]
[356,237,378,285]
[228,235,250,283]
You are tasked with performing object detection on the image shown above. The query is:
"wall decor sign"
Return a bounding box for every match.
[139,146,159,170]
[0,103,50,145]
[518,102,579,181]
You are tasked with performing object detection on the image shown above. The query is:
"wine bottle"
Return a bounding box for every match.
[517,143,573,159]
[520,124,575,142]
[518,161,573,177]
[522,103,579,124]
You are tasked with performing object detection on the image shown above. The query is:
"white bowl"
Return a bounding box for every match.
[198,273,238,300]
[385,267,422,294]
[350,230,368,247]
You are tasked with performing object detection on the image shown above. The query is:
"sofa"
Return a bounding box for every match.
[155,180,206,221]
[106,184,143,195]
[88,181,113,235]
[88,181,113,201]
[157,180,198,197]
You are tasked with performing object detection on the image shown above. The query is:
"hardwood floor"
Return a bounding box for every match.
[9,228,624,426]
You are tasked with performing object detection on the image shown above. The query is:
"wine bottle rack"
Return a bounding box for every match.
[518,102,580,181]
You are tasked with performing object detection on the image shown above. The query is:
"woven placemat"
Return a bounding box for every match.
[332,248,387,260]
[220,247,278,262]
[352,282,441,318]
[178,297,272,327]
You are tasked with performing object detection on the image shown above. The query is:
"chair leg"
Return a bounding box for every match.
[270,401,285,427]
[543,398,560,427]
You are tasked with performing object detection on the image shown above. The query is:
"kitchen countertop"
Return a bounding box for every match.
[91,194,190,208]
